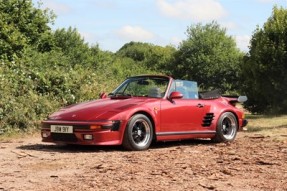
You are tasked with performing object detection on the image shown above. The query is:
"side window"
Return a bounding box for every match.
[175,80,199,99]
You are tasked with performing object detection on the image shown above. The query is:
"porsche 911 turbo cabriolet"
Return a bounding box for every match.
[41,75,248,151]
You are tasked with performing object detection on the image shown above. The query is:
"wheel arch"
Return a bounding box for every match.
[210,100,241,130]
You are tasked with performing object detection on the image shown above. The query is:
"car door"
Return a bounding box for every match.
[158,79,208,134]
[160,98,206,133]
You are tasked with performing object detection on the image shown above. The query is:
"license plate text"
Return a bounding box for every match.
[51,125,73,133]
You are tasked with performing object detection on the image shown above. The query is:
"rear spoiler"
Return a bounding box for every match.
[223,95,248,105]
[238,96,248,103]
[199,89,248,103]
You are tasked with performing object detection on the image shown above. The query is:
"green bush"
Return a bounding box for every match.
[0,48,151,135]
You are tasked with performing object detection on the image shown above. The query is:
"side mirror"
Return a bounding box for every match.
[169,91,183,100]
[99,92,107,99]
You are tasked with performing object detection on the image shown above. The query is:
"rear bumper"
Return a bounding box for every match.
[238,119,248,131]
[242,119,248,128]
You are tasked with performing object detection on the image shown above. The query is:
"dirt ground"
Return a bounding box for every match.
[0,132,286,191]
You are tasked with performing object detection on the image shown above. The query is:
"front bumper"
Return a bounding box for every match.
[41,120,126,145]
[41,130,122,145]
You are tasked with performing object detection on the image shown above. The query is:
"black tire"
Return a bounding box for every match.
[212,112,238,143]
[122,114,153,151]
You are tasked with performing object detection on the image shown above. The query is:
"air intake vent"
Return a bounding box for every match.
[202,113,214,127]
[51,133,77,142]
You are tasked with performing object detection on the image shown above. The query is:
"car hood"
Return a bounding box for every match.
[48,97,149,121]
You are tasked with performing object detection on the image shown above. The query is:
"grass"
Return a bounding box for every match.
[0,128,39,142]
[245,114,287,141]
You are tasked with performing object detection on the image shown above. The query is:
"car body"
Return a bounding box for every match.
[41,75,248,150]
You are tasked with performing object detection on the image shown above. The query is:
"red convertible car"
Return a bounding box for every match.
[41,75,248,151]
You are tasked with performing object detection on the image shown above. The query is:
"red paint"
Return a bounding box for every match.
[41,75,247,146]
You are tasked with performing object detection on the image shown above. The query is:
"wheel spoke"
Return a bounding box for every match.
[213,112,238,143]
[123,114,153,151]
[131,119,151,146]
[221,115,236,140]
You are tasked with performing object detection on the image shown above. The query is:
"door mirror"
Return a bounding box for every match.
[169,91,183,100]
[99,92,107,99]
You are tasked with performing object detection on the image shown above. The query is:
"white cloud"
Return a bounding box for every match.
[156,0,226,21]
[41,1,72,14]
[79,31,96,43]
[235,35,251,52]
[221,21,238,31]
[170,36,183,47]
[116,25,155,41]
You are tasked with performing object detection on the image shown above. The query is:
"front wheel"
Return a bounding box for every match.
[122,114,153,151]
[212,112,238,143]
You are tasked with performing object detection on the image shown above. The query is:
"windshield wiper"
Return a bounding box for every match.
[109,92,132,98]
[108,93,115,96]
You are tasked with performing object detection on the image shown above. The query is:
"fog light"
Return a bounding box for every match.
[83,134,93,140]
[42,132,50,138]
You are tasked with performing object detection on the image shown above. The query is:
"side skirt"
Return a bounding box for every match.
[156,131,216,136]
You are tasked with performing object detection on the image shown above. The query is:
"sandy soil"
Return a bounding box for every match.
[0,132,286,191]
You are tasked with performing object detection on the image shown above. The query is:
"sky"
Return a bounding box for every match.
[33,0,287,52]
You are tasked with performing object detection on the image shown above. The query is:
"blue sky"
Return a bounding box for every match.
[34,0,287,52]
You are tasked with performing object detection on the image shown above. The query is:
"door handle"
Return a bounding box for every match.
[197,103,204,108]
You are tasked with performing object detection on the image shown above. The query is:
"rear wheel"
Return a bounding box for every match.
[122,114,153,151]
[212,112,238,143]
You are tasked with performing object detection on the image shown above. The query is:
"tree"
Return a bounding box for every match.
[241,6,287,114]
[170,21,244,93]
[116,41,176,72]
[53,27,98,66]
[0,0,55,60]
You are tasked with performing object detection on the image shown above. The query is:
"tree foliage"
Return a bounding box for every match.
[0,0,55,60]
[170,21,244,93]
[53,27,99,66]
[241,6,287,113]
[116,41,176,72]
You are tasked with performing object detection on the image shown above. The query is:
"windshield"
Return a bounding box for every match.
[111,76,170,98]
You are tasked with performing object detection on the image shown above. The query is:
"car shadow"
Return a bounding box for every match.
[151,139,213,150]
[17,139,214,153]
[17,143,123,153]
